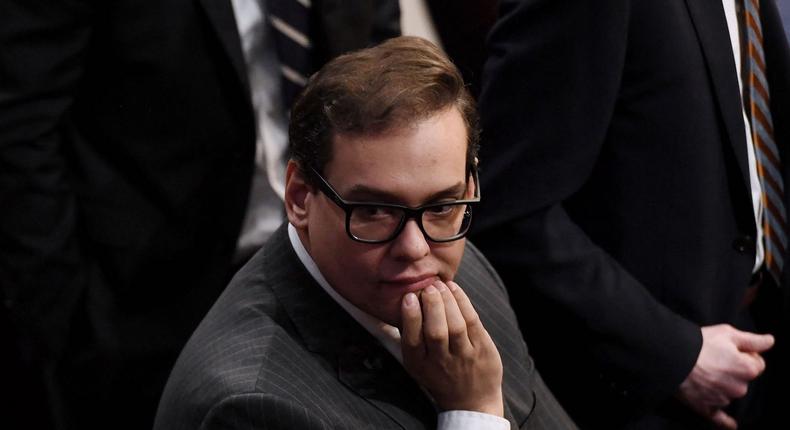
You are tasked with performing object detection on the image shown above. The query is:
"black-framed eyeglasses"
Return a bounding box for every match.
[310,167,481,244]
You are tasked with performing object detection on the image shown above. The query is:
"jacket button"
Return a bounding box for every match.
[732,235,755,254]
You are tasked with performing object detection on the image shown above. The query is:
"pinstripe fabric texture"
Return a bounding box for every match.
[154,224,576,429]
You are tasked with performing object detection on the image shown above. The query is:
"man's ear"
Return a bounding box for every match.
[284,160,312,228]
[466,171,477,199]
[466,157,479,198]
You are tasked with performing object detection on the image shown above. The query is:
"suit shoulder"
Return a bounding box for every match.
[155,250,303,429]
[459,240,509,297]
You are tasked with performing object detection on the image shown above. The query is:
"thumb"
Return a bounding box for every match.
[732,330,774,353]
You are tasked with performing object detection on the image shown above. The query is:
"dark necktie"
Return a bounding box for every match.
[745,0,787,284]
[268,0,313,110]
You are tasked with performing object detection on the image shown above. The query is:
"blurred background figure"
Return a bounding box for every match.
[402,0,499,99]
[471,0,790,428]
[0,0,398,428]
[424,0,499,98]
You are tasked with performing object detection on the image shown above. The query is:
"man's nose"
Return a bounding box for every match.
[390,219,430,260]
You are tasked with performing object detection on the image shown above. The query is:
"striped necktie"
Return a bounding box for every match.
[268,0,313,110]
[745,0,786,284]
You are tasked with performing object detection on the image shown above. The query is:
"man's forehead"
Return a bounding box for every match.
[336,125,464,155]
[323,157,468,206]
[321,107,469,198]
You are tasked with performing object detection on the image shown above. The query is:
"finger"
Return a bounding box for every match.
[730,352,766,382]
[447,281,486,346]
[709,409,738,430]
[732,331,774,353]
[750,352,767,376]
[420,284,449,357]
[401,292,425,359]
[436,280,472,355]
[712,371,750,400]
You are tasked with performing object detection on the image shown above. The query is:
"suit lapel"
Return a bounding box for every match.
[684,0,750,189]
[455,244,536,429]
[195,0,250,92]
[264,225,435,429]
[336,341,436,429]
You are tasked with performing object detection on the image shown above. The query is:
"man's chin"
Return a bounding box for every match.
[355,299,403,329]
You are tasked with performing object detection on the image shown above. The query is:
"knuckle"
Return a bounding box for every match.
[756,361,766,375]
[746,362,762,379]
[453,345,474,361]
[421,292,440,307]
[466,318,484,335]
[464,309,482,326]
[403,336,422,349]
[732,384,749,399]
[739,357,763,379]
[447,325,466,339]
[424,328,446,343]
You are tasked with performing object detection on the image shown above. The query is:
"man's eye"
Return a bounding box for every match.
[425,204,455,216]
[358,206,398,219]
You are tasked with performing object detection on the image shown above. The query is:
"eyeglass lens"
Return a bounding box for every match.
[348,203,471,241]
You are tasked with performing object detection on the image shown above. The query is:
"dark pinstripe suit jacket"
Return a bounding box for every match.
[154,224,575,429]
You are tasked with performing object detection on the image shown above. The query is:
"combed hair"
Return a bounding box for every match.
[289,36,479,181]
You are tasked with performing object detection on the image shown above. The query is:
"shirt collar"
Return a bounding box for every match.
[287,223,403,362]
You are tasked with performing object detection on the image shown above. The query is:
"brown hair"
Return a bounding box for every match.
[289,36,479,181]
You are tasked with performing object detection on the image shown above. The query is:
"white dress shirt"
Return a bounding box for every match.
[231,0,290,261]
[722,0,765,273]
[287,223,510,430]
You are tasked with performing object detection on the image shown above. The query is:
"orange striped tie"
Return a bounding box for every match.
[746,0,786,284]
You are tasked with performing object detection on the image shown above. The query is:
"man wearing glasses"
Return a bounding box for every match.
[154,36,574,429]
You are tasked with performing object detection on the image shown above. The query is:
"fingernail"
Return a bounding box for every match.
[404,293,417,307]
[424,285,437,294]
[435,281,448,291]
[446,281,458,291]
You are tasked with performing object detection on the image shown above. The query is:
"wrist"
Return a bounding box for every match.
[471,391,505,417]
[437,390,504,417]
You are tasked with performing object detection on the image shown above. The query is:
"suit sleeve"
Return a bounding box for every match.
[200,394,334,430]
[471,0,702,412]
[0,0,94,360]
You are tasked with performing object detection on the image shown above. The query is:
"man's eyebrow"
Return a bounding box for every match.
[344,182,467,204]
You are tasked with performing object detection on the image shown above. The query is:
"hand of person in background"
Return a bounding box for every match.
[677,324,774,429]
[401,280,504,417]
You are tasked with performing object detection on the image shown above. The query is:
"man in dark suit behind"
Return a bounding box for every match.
[0,1,397,428]
[155,36,576,430]
[470,0,790,428]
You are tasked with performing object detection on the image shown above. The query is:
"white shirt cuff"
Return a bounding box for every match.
[437,410,510,430]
